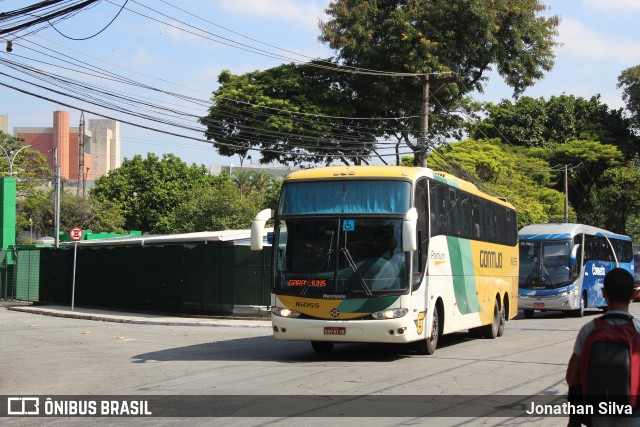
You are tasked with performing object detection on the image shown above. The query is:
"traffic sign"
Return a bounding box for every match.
[70,227,83,241]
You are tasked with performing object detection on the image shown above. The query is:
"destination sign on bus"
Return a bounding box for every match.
[287,279,327,287]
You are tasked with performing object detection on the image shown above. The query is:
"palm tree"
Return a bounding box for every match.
[231,169,253,201]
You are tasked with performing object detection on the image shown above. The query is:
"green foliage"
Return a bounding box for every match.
[545,140,623,223]
[593,162,640,235]
[320,0,558,96]
[0,131,51,196]
[319,0,558,164]
[469,95,639,156]
[201,64,377,165]
[428,139,567,228]
[618,64,640,129]
[18,188,125,241]
[200,1,558,166]
[163,181,258,233]
[90,153,216,233]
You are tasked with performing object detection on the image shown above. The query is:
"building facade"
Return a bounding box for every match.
[13,111,121,181]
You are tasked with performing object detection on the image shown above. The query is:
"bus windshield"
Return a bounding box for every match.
[273,217,408,294]
[519,240,573,289]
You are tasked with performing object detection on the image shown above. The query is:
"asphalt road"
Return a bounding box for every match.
[2,301,640,427]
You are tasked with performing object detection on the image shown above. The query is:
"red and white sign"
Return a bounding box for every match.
[69,227,83,241]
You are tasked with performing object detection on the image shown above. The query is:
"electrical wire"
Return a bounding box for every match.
[48,0,128,40]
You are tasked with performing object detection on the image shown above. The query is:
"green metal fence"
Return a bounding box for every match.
[15,248,40,301]
[16,241,271,316]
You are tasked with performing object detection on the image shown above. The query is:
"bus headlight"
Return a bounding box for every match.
[271,307,301,318]
[371,308,408,320]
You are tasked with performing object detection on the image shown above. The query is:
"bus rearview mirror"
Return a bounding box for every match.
[402,208,418,252]
[251,209,273,250]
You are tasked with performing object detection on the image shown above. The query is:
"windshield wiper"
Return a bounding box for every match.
[341,247,373,296]
[540,262,555,287]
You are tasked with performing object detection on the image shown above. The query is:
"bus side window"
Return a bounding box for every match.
[460,195,472,239]
[485,202,496,243]
[448,188,461,236]
[429,181,447,236]
[472,197,482,240]
[597,236,615,262]
[584,235,595,265]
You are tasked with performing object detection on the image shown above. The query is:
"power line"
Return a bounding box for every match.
[0,80,421,160]
[48,0,128,40]
[0,0,101,35]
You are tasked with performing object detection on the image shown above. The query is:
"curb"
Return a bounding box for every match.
[7,306,272,329]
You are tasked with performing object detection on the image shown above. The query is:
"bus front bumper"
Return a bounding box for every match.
[270,315,419,344]
[518,290,580,312]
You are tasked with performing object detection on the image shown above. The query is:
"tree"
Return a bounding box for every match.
[618,65,640,130]
[0,131,51,195]
[469,95,639,156]
[163,181,262,234]
[320,0,559,165]
[200,65,378,165]
[90,154,215,233]
[594,161,640,235]
[543,140,623,224]
[18,188,125,241]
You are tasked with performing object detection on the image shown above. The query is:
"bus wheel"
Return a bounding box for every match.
[415,308,439,355]
[311,341,334,353]
[572,293,586,318]
[481,300,500,339]
[497,304,506,337]
[523,309,534,319]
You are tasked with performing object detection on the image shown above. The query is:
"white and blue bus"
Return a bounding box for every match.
[518,223,633,318]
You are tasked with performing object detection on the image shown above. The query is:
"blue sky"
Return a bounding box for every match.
[1,0,639,168]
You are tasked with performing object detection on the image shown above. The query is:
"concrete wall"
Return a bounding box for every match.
[87,119,119,177]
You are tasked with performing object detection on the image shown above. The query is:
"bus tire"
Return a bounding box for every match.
[481,299,500,339]
[572,292,586,318]
[311,341,334,353]
[523,309,534,319]
[415,307,439,355]
[497,303,506,337]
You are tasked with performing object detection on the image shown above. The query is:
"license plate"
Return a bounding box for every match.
[533,302,545,308]
[324,327,346,335]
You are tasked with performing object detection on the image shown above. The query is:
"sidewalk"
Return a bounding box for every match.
[3,301,272,328]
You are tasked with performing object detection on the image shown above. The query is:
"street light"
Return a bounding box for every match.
[0,144,34,177]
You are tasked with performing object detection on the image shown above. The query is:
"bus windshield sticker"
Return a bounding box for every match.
[343,219,355,232]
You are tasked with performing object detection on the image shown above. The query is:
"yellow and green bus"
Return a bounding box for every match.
[251,166,519,354]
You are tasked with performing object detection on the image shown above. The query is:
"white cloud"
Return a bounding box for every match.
[218,0,328,31]
[582,0,640,12]
[557,18,640,65]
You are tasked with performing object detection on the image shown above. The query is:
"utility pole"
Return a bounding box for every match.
[564,164,569,223]
[416,72,457,168]
[54,147,60,249]
[417,75,429,168]
[77,112,85,196]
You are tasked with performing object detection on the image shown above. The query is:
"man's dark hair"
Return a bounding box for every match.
[603,267,634,303]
